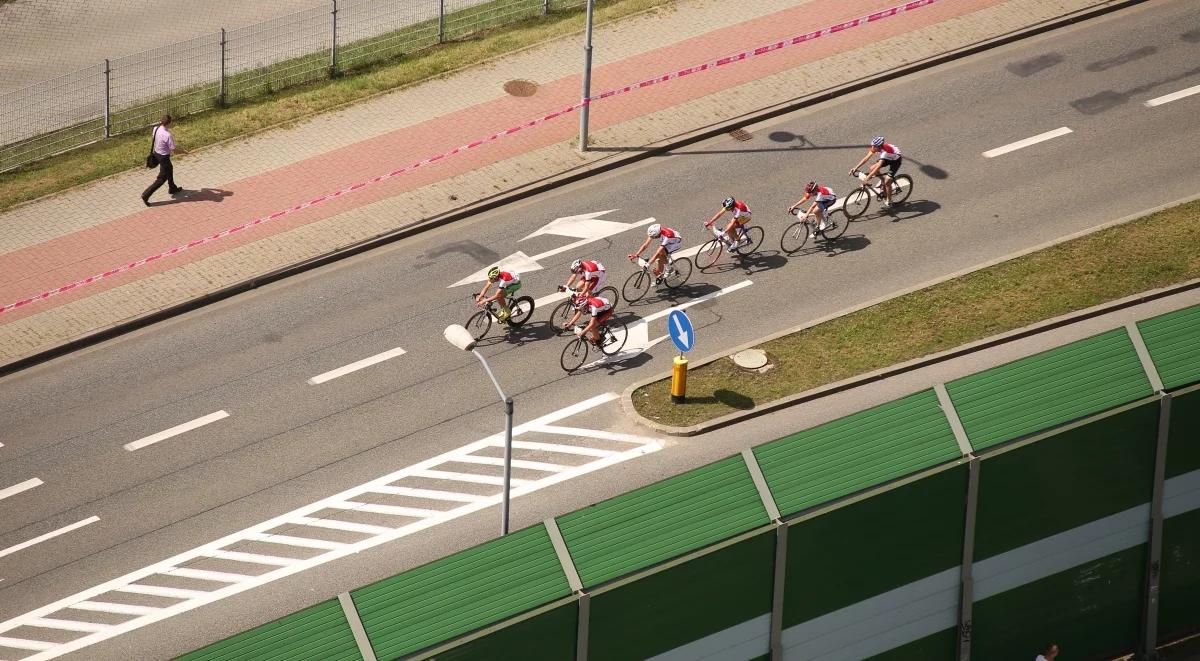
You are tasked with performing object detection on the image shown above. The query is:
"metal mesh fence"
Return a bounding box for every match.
[0,0,598,173]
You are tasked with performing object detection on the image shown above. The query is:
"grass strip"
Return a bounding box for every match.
[633,199,1200,427]
[0,0,676,212]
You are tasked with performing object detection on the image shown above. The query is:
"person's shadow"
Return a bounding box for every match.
[149,187,233,206]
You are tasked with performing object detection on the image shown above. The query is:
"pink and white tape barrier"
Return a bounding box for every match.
[1,0,937,316]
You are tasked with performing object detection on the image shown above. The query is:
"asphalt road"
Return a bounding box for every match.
[2,1,1200,659]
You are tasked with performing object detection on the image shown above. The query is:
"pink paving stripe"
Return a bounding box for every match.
[0,0,939,316]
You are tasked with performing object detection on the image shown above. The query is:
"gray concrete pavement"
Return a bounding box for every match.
[2,1,1200,658]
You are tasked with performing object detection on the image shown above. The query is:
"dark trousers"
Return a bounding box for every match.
[142,155,178,199]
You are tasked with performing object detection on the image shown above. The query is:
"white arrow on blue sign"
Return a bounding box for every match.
[667,309,694,353]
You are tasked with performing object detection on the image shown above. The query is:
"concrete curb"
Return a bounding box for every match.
[621,192,1200,436]
[0,0,1148,377]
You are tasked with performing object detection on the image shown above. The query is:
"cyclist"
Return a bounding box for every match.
[788,182,838,238]
[476,266,521,322]
[560,258,606,296]
[704,197,753,249]
[850,136,902,208]
[629,223,683,284]
[573,294,615,346]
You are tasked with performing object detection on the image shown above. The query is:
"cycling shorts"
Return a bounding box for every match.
[879,156,902,176]
[816,199,836,212]
[501,281,522,296]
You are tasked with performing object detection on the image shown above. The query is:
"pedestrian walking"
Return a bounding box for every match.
[1036,642,1060,661]
[142,114,188,205]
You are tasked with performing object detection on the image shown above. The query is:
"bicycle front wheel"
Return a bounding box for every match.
[820,210,850,241]
[664,257,692,289]
[560,338,590,373]
[842,188,871,219]
[696,239,723,270]
[599,317,629,356]
[466,310,492,340]
[506,296,535,327]
[549,300,575,334]
[890,174,913,205]
[623,270,652,302]
[780,220,811,254]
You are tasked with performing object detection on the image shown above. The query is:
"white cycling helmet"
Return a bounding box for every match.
[647,223,662,238]
[570,259,583,273]
[871,136,886,147]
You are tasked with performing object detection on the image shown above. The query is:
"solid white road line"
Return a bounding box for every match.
[328,502,442,518]
[307,347,407,385]
[164,567,252,583]
[451,454,568,472]
[0,516,99,560]
[509,440,619,457]
[24,618,110,633]
[366,485,489,502]
[124,411,229,451]
[1145,83,1200,107]
[244,533,347,550]
[532,426,662,444]
[982,127,1072,158]
[115,585,211,600]
[69,601,160,616]
[0,635,56,651]
[203,550,298,566]
[0,477,43,502]
[412,469,532,486]
[289,517,395,535]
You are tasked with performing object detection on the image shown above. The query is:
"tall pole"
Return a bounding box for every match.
[330,0,339,77]
[578,0,595,153]
[103,59,111,139]
[219,28,227,107]
[472,349,513,536]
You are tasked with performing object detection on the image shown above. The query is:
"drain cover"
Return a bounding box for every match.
[503,80,538,97]
[732,349,769,370]
[729,128,752,141]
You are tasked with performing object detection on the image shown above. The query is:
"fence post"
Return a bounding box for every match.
[330,0,339,77]
[103,59,111,138]
[543,0,550,15]
[438,0,445,43]
[218,28,227,107]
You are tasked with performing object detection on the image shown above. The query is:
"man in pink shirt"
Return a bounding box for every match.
[142,114,189,205]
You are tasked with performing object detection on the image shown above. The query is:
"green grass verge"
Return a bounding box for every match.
[0,0,676,212]
[633,199,1200,427]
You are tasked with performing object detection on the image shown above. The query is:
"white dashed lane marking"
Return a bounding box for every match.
[982,127,1073,158]
[307,347,407,385]
[1144,83,1200,107]
[123,411,229,451]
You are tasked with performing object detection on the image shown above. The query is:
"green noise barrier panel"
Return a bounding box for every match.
[176,598,361,661]
[429,602,577,661]
[1138,303,1200,390]
[754,389,961,518]
[587,532,775,661]
[1166,388,1200,480]
[781,466,967,661]
[947,328,1153,450]
[555,454,770,588]
[350,524,570,660]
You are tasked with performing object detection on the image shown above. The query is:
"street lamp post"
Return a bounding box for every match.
[578,0,595,152]
[443,324,514,536]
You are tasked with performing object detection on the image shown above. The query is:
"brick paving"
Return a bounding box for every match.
[0,0,1122,366]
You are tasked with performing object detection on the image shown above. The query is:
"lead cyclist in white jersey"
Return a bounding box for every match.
[850,136,903,208]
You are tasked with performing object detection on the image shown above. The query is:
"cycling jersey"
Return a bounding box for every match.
[585,296,613,316]
[657,227,682,247]
[729,200,752,218]
[579,260,605,280]
[812,185,836,202]
[875,143,902,161]
[495,271,519,285]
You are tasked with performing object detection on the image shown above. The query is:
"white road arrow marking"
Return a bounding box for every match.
[450,212,657,287]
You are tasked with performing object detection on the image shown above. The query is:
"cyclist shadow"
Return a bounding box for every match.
[783,234,870,259]
[700,250,788,276]
[868,199,940,223]
[626,281,722,308]
[475,320,559,347]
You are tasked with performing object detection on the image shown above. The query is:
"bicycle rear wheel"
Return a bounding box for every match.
[466,310,492,340]
[549,299,576,334]
[623,270,652,302]
[889,174,913,205]
[696,239,723,270]
[505,296,535,327]
[560,338,590,373]
[595,286,620,308]
[780,220,811,253]
[842,188,871,219]
[599,317,629,356]
[820,210,850,241]
[734,225,764,255]
[664,257,692,289]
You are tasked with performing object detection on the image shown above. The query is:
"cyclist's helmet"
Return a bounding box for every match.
[647,223,662,238]
[871,136,886,148]
[487,266,501,280]
[722,197,736,210]
[804,181,817,195]
[573,296,589,311]
[570,259,583,273]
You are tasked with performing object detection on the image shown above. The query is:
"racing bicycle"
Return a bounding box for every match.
[780,206,848,253]
[623,254,692,302]
[549,286,620,334]
[696,222,764,269]
[842,169,913,219]
[560,315,629,372]
[465,293,535,340]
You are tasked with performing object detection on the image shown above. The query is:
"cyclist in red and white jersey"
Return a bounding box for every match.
[704,197,753,249]
[476,266,521,322]
[573,295,615,345]
[851,137,903,208]
[561,258,606,296]
[789,182,838,238]
[629,223,683,283]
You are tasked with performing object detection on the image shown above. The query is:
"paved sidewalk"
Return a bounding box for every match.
[0,0,1130,368]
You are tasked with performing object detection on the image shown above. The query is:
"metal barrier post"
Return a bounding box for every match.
[438,0,446,43]
[957,457,980,661]
[578,0,595,152]
[218,28,227,107]
[330,0,339,77]
[103,59,111,138]
[1139,393,1172,660]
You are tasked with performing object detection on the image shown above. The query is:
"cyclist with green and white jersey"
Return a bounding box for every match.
[476,266,521,322]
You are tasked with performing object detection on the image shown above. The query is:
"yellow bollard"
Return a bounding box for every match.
[671,355,688,404]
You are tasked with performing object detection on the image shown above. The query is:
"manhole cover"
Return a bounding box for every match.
[729,128,752,141]
[503,79,539,97]
[732,349,769,370]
